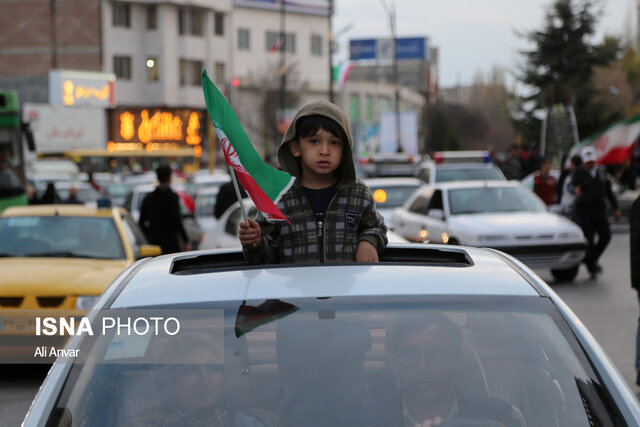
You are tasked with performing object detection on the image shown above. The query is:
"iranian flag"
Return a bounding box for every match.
[202,70,294,221]
[568,115,640,165]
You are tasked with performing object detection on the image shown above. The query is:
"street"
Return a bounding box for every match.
[0,228,637,426]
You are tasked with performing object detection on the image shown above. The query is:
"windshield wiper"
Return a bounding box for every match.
[24,251,95,259]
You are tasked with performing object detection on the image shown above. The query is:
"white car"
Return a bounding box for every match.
[200,198,409,250]
[194,184,228,232]
[363,177,424,223]
[391,180,587,282]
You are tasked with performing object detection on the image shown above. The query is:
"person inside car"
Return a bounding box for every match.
[126,331,266,427]
[376,313,525,427]
[239,100,387,264]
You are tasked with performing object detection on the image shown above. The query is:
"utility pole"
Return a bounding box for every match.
[328,0,334,102]
[378,0,402,152]
[279,0,286,141]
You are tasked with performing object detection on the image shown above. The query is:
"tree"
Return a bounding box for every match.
[514,0,621,146]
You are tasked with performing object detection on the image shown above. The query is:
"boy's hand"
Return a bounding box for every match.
[239,218,262,248]
[356,240,378,262]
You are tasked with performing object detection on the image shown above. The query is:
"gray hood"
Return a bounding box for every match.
[278,100,355,186]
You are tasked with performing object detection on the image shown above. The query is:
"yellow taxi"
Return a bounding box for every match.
[0,203,161,362]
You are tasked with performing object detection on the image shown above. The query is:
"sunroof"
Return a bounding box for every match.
[170,246,474,275]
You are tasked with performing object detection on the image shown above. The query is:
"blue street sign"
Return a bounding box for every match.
[349,39,377,61]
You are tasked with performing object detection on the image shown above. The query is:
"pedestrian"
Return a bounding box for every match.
[214,179,247,219]
[631,194,640,385]
[62,186,83,204]
[523,144,542,177]
[572,147,621,279]
[533,156,557,205]
[557,154,582,220]
[38,182,61,204]
[139,165,190,254]
[87,171,105,196]
[239,100,388,264]
[500,144,523,180]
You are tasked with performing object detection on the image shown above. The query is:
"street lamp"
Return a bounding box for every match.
[377,0,402,153]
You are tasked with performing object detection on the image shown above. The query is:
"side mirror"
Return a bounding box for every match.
[138,244,162,258]
[427,208,445,220]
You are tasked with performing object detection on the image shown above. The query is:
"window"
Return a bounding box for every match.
[113,56,131,80]
[409,188,433,214]
[378,97,390,114]
[349,94,360,122]
[178,8,186,35]
[214,62,225,86]
[189,8,203,36]
[146,5,157,30]
[238,29,250,50]
[146,57,158,82]
[112,2,130,28]
[266,31,295,53]
[285,33,296,53]
[365,95,373,121]
[179,59,203,86]
[311,35,322,56]
[214,12,224,36]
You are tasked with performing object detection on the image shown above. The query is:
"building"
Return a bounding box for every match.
[0,0,434,167]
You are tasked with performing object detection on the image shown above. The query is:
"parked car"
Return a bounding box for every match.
[24,244,640,425]
[521,168,640,225]
[363,177,424,223]
[416,153,506,184]
[391,181,587,282]
[0,204,161,362]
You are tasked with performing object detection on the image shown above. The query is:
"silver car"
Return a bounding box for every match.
[23,244,640,426]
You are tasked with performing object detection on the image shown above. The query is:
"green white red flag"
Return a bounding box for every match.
[202,70,293,221]
[568,115,640,165]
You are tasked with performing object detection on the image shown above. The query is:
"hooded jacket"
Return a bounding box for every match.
[244,100,387,264]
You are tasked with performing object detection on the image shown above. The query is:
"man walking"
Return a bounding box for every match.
[139,165,190,254]
[572,147,621,279]
[631,194,640,385]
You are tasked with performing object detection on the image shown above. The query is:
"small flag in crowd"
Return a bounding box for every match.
[333,61,354,91]
[269,37,284,53]
[569,115,640,165]
[201,69,293,222]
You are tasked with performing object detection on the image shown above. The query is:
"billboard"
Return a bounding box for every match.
[234,0,329,15]
[380,111,418,154]
[23,103,106,154]
[107,107,205,157]
[49,70,115,108]
[350,37,429,61]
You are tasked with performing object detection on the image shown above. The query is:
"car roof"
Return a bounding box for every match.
[1,205,125,218]
[363,177,424,187]
[431,180,521,190]
[110,245,540,308]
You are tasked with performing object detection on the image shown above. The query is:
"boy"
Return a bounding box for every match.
[239,100,387,263]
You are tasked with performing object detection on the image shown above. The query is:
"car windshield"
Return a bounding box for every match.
[196,192,219,217]
[436,167,504,183]
[47,296,624,427]
[449,186,547,215]
[369,185,421,208]
[0,216,125,259]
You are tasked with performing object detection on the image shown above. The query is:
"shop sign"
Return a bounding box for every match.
[49,70,116,108]
[108,108,204,157]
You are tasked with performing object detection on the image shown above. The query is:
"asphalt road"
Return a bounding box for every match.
[1,228,638,426]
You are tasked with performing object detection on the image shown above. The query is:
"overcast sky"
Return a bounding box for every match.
[333,0,634,88]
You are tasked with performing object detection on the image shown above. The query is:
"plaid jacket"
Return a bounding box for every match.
[244,178,387,264]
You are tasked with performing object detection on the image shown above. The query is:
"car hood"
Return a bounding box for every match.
[449,212,582,236]
[0,258,130,295]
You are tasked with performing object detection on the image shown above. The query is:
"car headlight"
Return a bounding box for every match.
[477,235,508,242]
[75,295,99,310]
[559,232,582,239]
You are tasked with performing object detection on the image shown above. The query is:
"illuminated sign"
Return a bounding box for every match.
[108,108,204,157]
[49,70,116,108]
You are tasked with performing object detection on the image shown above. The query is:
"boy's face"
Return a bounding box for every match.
[289,128,343,184]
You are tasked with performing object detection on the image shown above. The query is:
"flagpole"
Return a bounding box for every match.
[228,164,248,222]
